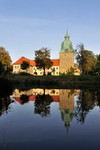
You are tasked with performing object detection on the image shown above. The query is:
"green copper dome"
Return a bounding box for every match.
[60,32,74,53]
[60,109,74,128]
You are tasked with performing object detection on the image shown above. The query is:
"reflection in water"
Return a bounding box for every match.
[0,86,14,116]
[34,93,53,117]
[20,94,29,104]
[1,87,100,149]
[0,97,13,116]
[12,89,79,126]
[75,90,97,123]
[59,90,75,128]
[12,88,100,128]
[60,109,74,128]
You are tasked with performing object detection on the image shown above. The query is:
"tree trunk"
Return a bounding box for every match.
[43,66,46,76]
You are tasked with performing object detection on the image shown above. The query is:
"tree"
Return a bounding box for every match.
[51,67,55,75]
[20,94,29,104]
[34,91,53,117]
[74,90,95,124]
[95,54,100,75]
[35,48,53,75]
[75,44,96,75]
[0,62,4,75]
[21,61,29,70]
[67,66,74,75]
[0,47,12,71]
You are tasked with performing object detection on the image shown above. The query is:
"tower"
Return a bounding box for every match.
[59,32,74,74]
[59,89,74,128]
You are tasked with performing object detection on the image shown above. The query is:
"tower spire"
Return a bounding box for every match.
[65,30,70,39]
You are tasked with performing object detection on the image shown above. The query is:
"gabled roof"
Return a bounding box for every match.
[13,95,59,104]
[13,57,59,66]
[13,57,30,65]
[13,57,36,66]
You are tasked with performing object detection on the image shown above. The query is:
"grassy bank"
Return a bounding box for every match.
[0,74,99,89]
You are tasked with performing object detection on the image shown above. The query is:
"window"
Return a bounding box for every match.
[56,72,58,74]
[14,66,19,69]
[56,67,58,69]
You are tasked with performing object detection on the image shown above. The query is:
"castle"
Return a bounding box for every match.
[13,32,80,75]
[13,88,80,128]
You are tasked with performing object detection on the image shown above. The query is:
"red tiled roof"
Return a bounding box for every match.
[13,57,36,66]
[13,95,59,104]
[13,57,30,65]
[51,59,59,66]
[13,57,59,66]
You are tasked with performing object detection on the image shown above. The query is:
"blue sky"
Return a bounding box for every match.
[0,0,100,62]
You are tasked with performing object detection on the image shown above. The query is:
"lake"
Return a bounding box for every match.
[0,88,100,150]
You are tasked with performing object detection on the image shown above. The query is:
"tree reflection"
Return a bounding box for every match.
[95,89,100,106]
[75,90,96,124]
[20,94,29,104]
[0,97,14,116]
[0,86,14,116]
[34,89,53,117]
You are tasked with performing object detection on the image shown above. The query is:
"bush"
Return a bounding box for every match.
[17,72,33,76]
[67,67,74,75]
[59,72,66,76]
[47,72,51,76]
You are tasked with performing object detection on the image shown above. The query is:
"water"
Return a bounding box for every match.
[0,88,100,150]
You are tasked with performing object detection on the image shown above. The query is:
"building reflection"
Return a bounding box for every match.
[12,89,79,126]
[59,89,80,128]
[59,90,74,128]
[12,89,59,104]
[0,87,99,130]
[12,88,100,128]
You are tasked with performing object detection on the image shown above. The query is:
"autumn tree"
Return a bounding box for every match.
[35,48,53,75]
[21,61,29,70]
[75,44,96,74]
[0,47,12,72]
[75,90,95,124]
[67,66,75,75]
[0,62,4,75]
[95,54,100,75]
[34,90,53,117]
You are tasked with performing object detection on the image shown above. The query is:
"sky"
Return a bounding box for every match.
[0,0,100,63]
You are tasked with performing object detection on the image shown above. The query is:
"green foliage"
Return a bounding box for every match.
[0,47,12,73]
[59,72,66,76]
[21,61,29,70]
[0,62,4,75]
[47,72,51,76]
[59,67,75,76]
[75,44,96,75]
[17,72,32,76]
[95,54,100,75]
[34,93,53,117]
[0,47,12,67]
[67,67,75,75]
[35,47,53,75]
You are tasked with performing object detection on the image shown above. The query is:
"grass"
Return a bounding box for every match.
[0,73,99,90]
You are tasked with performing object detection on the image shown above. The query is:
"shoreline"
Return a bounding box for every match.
[0,75,100,90]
